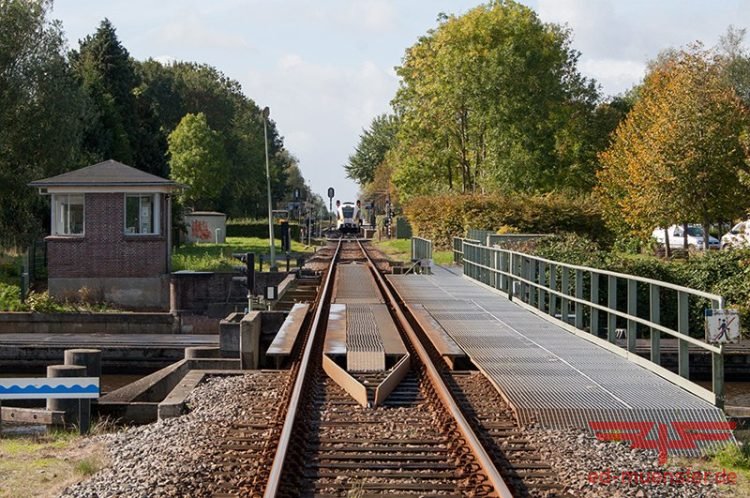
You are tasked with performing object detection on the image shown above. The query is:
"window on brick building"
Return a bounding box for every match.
[125,194,160,234]
[52,194,84,235]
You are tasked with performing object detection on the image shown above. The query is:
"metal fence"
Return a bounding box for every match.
[453,237,480,265]
[411,237,433,262]
[456,237,726,407]
[467,229,494,245]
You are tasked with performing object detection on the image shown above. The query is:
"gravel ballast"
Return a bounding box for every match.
[60,372,288,498]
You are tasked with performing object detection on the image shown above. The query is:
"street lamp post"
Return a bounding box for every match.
[262,106,277,271]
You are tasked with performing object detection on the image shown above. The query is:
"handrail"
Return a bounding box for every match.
[411,236,433,262]
[264,239,342,497]
[459,240,726,407]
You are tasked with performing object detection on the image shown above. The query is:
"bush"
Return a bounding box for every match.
[404,193,608,250]
[225,219,301,240]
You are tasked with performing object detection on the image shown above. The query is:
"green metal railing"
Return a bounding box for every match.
[411,237,433,262]
[456,238,726,407]
[453,237,480,265]
[467,229,494,245]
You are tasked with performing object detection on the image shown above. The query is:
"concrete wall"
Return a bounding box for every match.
[171,271,290,315]
[0,311,175,334]
[49,275,169,310]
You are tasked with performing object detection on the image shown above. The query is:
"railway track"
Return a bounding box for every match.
[214,238,569,497]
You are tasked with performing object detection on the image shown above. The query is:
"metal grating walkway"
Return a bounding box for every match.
[388,266,731,457]
[346,304,385,371]
[334,263,382,304]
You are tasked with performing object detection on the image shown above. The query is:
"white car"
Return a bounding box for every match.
[651,225,720,251]
[721,220,750,249]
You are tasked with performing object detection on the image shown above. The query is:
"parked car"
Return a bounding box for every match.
[651,225,720,251]
[721,220,750,249]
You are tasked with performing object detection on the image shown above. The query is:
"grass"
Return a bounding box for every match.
[172,236,315,272]
[372,238,454,266]
[0,430,106,498]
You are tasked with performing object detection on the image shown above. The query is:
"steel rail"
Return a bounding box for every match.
[358,240,514,498]
[263,239,342,498]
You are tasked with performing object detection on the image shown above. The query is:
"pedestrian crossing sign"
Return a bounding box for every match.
[705,309,740,344]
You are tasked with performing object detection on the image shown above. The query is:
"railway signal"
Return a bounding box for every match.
[233,252,255,310]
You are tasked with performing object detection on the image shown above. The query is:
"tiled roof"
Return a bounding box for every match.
[29,160,178,187]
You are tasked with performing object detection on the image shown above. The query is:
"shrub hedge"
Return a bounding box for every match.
[225,220,301,240]
[404,193,608,250]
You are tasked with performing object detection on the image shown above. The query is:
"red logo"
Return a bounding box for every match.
[589,421,735,465]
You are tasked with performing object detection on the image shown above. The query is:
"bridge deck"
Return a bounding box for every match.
[388,266,728,453]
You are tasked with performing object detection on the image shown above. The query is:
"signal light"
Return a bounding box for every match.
[232,252,255,295]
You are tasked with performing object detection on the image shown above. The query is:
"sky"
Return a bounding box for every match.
[51,0,750,204]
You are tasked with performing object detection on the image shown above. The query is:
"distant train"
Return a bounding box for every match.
[336,201,360,235]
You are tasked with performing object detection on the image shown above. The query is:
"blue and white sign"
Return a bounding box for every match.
[0,377,99,400]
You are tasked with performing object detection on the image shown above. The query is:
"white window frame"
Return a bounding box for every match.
[51,193,85,236]
[124,193,160,235]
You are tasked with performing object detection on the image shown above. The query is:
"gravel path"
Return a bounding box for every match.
[526,427,734,497]
[60,372,288,498]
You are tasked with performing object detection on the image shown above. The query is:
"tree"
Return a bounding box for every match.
[168,113,230,209]
[0,0,86,247]
[390,1,600,201]
[597,45,750,244]
[137,60,291,217]
[70,19,168,176]
[345,114,399,186]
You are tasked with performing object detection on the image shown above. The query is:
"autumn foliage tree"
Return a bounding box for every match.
[597,45,750,246]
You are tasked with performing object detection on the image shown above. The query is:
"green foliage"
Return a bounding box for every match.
[168,112,230,209]
[225,220,301,240]
[0,0,86,247]
[345,114,399,185]
[711,442,750,472]
[391,1,602,201]
[70,19,168,176]
[405,193,608,249]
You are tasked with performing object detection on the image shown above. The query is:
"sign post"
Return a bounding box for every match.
[327,187,335,231]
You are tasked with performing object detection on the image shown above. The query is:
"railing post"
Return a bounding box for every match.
[549,264,557,318]
[528,259,537,308]
[627,280,637,353]
[560,267,569,324]
[607,276,617,343]
[590,272,599,336]
[538,261,546,313]
[713,346,725,409]
[575,269,583,329]
[649,283,660,365]
[411,237,415,262]
[677,291,690,379]
[508,252,515,300]
[492,250,499,290]
[499,252,507,292]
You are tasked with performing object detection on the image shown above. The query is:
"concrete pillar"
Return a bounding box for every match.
[184,346,220,359]
[64,349,102,377]
[47,365,86,431]
[63,349,101,434]
[240,311,262,369]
